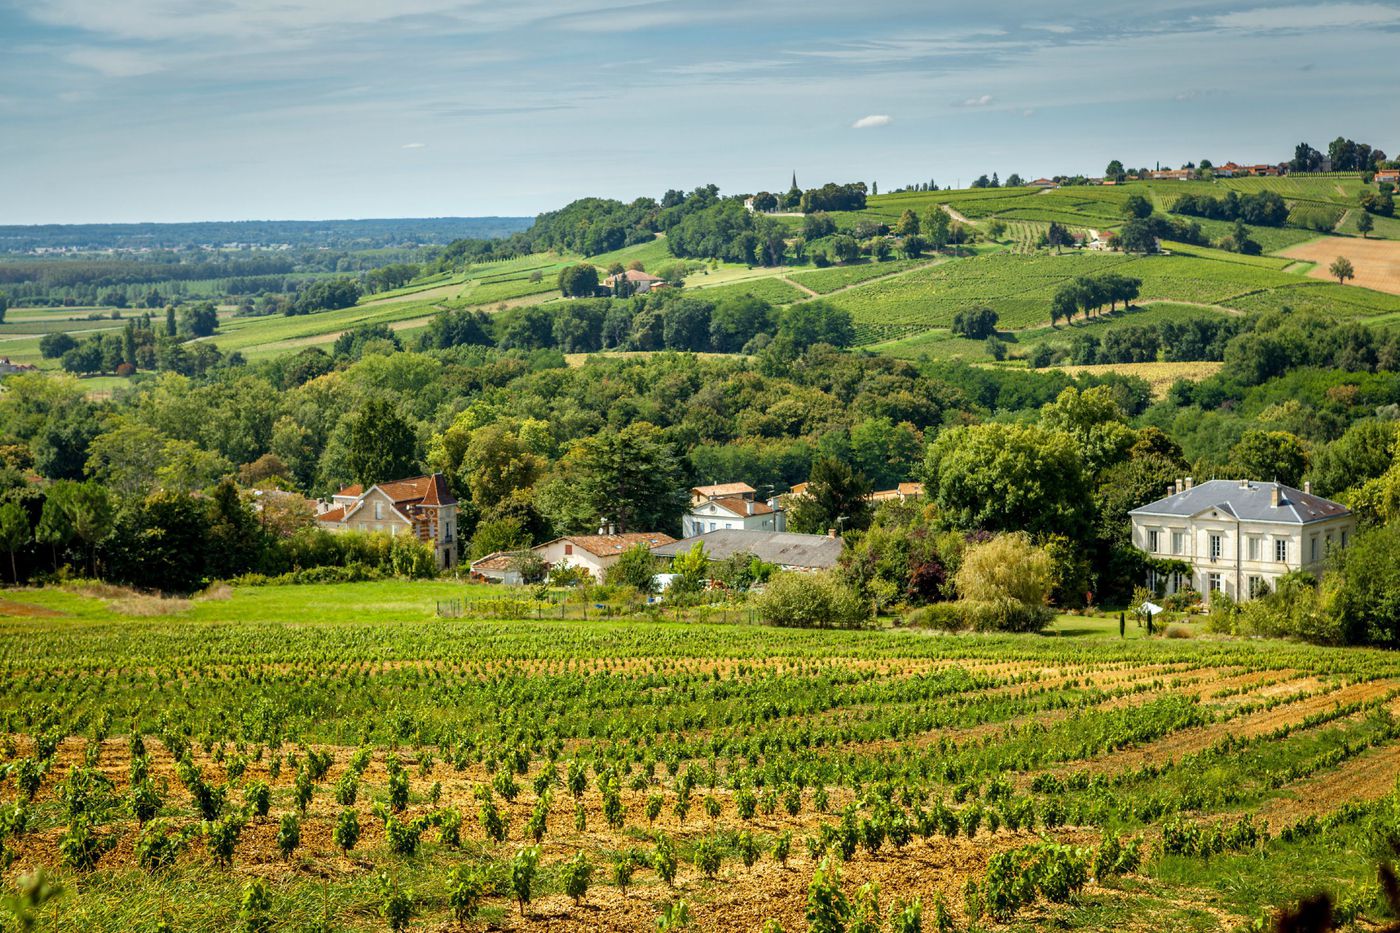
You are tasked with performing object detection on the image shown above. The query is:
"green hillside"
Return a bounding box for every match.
[9,172,1398,376]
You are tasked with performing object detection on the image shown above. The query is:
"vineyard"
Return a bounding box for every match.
[2,582,1400,931]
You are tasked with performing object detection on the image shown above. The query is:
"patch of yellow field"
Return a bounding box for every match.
[1054,361,1224,398]
[1280,236,1400,296]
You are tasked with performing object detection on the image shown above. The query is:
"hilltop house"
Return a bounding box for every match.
[532,532,676,583]
[652,529,844,572]
[316,473,459,569]
[684,483,786,537]
[1128,478,1353,603]
[602,269,665,295]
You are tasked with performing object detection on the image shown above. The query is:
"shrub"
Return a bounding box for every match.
[448,864,486,922]
[561,850,593,905]
[333,807,360,854]
[756,571,871,629]
[952,533,1055,632]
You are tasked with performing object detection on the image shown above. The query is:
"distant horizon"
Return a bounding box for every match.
[3,0,1398,225]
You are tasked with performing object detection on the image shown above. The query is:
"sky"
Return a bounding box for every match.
[1,0,1398,224]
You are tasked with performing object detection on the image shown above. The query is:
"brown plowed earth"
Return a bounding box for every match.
[1256,741,1400,827]
[1069,679,1399,776]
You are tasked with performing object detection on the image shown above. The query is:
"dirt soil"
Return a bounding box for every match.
[1280,236,1400,295]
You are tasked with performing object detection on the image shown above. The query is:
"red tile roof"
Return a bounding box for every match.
[547,532,677,558]
[333,474,457,508]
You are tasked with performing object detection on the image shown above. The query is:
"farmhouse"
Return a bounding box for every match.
[532,532,677,582]
[1150,169,1193,181]
[1377,169,1400,184]
[651,529,843,571]
[468,551,527,585]
[316,473,459,569]
[1129,478,1353,603]
[869,482,924,503]
[602,269,665,294]
[684,483,786,536]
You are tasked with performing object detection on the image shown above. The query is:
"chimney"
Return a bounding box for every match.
[1174,478,1183,495]
[1185,476,1194,490]
[1270,486,1281,508]
[1304,481,1312,495]
[746,501,755,516]
[1166,484,1175,498]
[1240,478,1249,489]
[827,528,837,539]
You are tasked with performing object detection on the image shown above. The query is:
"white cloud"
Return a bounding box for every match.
[1213,3,1400,30]
[961,94,994,107]
[64,47,164,77]
[1022,108,1035,117]
[851,114,892,129]
[401,142,426,149]
[1027,23,1073,34]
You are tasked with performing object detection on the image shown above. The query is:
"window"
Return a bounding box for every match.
[1247,536,1261,561]
[1248,576,1267,598]
[1147,530,1160,552]
[1209,534,1223,560]
[1171,531,1184,555]
[1342,530,1349,548]
[374,501,384,520]
[1208,572,1222,593]
[564,543,573,556]
[1274,539,1288,563]
[1310,537,1318,562]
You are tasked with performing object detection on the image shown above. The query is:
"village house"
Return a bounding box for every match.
[468,551,527,585]
[601,269,665,294]
[652,529,844,572]
[532,532,677,582]
[1376,169,1400,184]
[1129,478,1353,604]
[315,473,459,569]
[868,482,925,504]
[683,483,786,537]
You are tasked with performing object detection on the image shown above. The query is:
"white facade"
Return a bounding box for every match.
[1129,479,1354,603]
[682,498,785,538]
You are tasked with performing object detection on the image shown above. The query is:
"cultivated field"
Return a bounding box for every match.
[1281,237,1400,296]
[2,582,1399,931]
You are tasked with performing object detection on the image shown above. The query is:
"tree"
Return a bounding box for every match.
[925,209,951,249]
[460,423,543,508]
[1228,430,1308,488]
[923,423,1088,539]
[951,306,998,340]
[0,501,30,583]
[1116,219,1157,253]
[573,425,687,533]
[893,210,920,237]
[1330,256,1355,285]
[787,457,872,535]
[953,533,1054,631]
[1045,222,1072,253]
[1357,211,1374,238]
[1331,524,1400,646]
[557,264,600,298]
[345,398,418,489]
[772,301,854,356]
[1121,194,1153,219]
[39,333,78,360]
[709,296,774,353]
[604,543,659,592]
[0,292,8,325]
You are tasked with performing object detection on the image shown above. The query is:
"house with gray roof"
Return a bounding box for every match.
[650,529,843,571]
[1128,478,1354,603]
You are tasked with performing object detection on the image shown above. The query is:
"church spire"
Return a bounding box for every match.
[790,171,798,191]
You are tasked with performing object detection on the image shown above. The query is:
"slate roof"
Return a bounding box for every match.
[1128,480,1348,525]
[651,530,843,570]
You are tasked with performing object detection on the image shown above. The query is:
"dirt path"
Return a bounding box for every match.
[942,204,974,224]
[791,257,953,304]
[779,276,819,298]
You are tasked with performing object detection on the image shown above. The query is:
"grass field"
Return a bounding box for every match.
[2,581,1400,931]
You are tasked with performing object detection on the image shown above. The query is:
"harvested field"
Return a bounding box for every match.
[1280,235,1400,296]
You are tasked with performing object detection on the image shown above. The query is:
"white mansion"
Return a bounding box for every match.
[1128,478,1354,602]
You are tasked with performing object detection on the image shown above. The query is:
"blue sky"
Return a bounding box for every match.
[2,0,1398,223]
